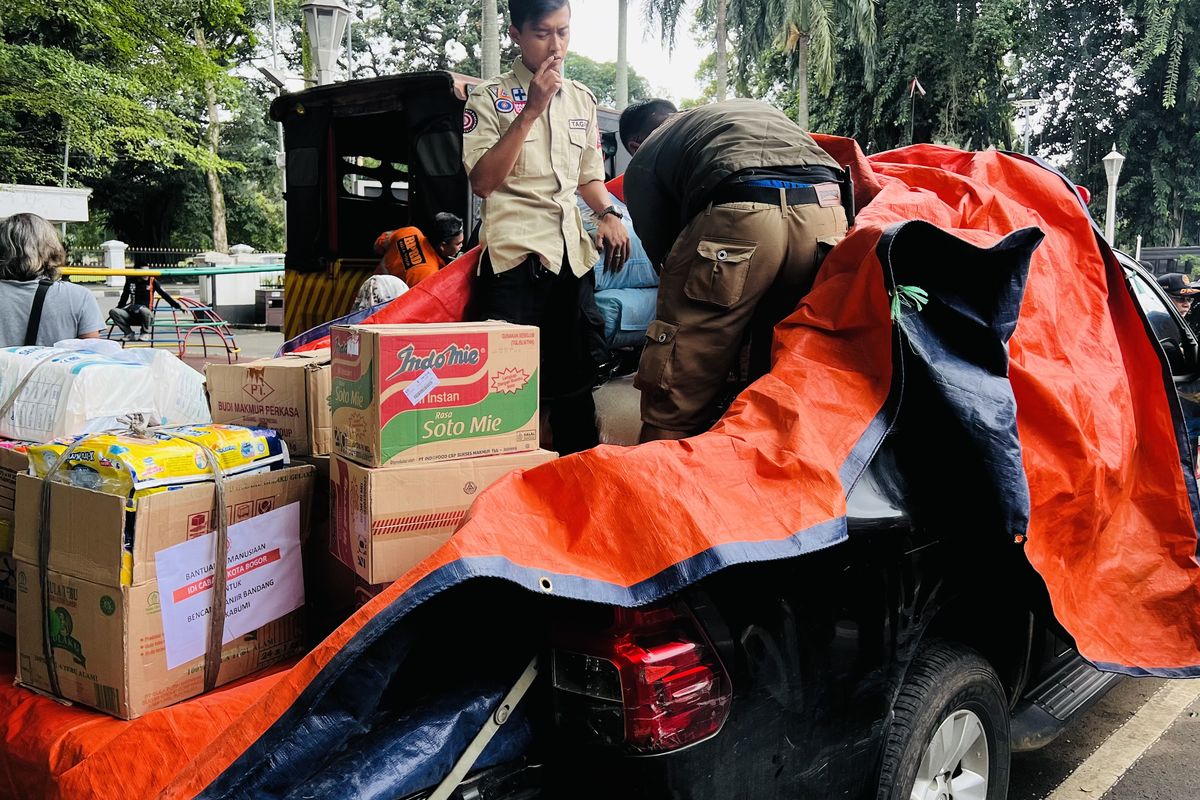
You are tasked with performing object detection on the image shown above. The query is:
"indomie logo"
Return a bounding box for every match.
[48,607,86,667]
[387,344,481,381]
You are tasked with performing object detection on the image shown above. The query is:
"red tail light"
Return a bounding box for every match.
[552,605,732,754]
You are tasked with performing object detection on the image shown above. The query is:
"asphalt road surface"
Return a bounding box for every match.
[1010,676,1200,799]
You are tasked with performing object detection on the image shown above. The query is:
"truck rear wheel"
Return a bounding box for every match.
[876,641,1010,800]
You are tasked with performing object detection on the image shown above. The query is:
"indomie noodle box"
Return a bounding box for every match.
[330,322,540,467]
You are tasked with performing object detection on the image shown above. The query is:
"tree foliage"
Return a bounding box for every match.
[563,53,651,108]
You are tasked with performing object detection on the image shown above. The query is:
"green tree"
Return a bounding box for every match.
[563,53,651,108]
[809,0,1017,150]
[1115,0,1200,246]
[644,0,733,101]
[0,0,219,185]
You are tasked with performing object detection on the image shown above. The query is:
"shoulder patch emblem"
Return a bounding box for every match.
[463,109,478,133]
[496,97,515,114]
[568,118,588,130]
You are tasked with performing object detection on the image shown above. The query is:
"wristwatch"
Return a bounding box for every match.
[599,205,624,220]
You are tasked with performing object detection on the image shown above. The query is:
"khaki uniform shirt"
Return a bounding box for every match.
[624,98,842,268]
[463,59,606,277]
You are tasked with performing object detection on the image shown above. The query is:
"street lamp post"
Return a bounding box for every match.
[1102,144,1125,246]
[1013,94,1044,155]
[300,0,351,86]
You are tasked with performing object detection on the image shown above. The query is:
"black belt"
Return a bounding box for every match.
[709,182,841,208]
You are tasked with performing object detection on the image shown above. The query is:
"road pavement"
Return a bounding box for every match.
[1010,676,1200,799]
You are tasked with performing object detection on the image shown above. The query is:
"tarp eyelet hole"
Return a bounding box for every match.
[539,576,553,593]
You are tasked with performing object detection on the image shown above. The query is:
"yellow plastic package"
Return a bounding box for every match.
[28,425,289,499]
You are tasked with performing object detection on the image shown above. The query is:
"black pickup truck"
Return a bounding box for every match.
[384,253,1196,800]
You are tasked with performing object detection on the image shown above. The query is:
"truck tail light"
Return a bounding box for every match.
[552,605,732,754]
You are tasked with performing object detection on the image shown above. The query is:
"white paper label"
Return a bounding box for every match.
[154,501,304,670]
[402,367,441,405]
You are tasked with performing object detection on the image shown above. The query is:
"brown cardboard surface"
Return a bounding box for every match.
[330,323,540,467]
[0,446,28,528]
[0,550,14,639]
[13,465,313,718]
[330,449,557,583]
[207,350,332,456]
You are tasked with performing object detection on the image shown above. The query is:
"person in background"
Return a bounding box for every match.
[1156,273,1200,450]
[0,213,103,347]
[375,223,442,283]
[619,98,849,442]
[405,212,464,287]
[109,266,183,341]
[353,271,409,312]
[462,0,630,454]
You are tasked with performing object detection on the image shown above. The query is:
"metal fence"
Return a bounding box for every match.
[1141,246,1200,276]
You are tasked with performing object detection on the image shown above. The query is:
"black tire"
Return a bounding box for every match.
[876,640,1011,800]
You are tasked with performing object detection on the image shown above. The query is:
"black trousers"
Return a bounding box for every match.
[476,251,600,455]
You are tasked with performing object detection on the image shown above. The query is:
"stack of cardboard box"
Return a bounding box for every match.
[326,322,556,595]
[206,322,556,619]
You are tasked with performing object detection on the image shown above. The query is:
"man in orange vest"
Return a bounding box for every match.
[374,213,465,287]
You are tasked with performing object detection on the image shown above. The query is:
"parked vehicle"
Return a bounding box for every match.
[387,254,1194,800]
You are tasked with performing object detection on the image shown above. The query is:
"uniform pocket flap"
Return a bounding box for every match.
[696,238,757,264]
[568,127,588,148]
[645,319,679,344]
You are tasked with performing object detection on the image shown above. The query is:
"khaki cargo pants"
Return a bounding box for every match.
[636,198,848,434]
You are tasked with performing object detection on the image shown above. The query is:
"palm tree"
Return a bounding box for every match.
[481,0,501,78]
[617,0,630,108]
[767,0,876,128]
[645,0,731,101]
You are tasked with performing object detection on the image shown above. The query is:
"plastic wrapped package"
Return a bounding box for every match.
[28,425,289,499]
[0,345,211,443]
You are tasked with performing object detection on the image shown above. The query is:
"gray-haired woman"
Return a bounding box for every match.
[0,213,103,347]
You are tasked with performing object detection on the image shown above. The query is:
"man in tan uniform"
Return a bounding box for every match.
[620,98,851,442]
[463,0,629,454]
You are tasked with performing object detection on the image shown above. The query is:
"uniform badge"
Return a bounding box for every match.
[488,85,501,98]
[463,109,478,133]
[494,86,515,113]
[512,87,528,102]
[513,101,526,114]
[568,118,588,130]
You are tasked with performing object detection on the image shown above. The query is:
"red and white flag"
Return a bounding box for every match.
[909,77,927,97]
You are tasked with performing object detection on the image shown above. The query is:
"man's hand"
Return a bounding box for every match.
[524,55,563,118]
[596,213,631,272]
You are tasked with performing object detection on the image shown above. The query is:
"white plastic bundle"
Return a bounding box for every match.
[0,343,212,442]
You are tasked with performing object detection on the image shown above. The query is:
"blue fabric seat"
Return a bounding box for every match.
[578,197,658,349]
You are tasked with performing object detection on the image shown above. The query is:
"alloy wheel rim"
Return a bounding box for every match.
[909,709,990,800]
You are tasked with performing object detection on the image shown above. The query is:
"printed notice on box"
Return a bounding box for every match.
[403,367,440,405]
[155,502,304,669]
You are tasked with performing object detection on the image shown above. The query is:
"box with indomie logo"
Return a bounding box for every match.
[330,323,540,467]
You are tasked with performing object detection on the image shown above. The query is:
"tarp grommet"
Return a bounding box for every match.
[538,576,553,593]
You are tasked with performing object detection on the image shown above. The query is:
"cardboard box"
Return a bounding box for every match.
[0,550,14,640]
[330,323,540,467]
[0,445,28,639]
[206,351,332,457]
[14,465,313,719]
[331,449,557,584]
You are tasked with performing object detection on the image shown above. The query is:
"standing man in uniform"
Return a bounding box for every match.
[619,98,850,442]
[462,0,629,455]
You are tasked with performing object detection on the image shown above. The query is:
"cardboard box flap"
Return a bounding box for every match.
[130,465,315,586]
[14,474,126,585]
[307,362,332,454]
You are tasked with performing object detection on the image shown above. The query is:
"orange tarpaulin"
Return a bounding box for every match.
[3,141,1200,799]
